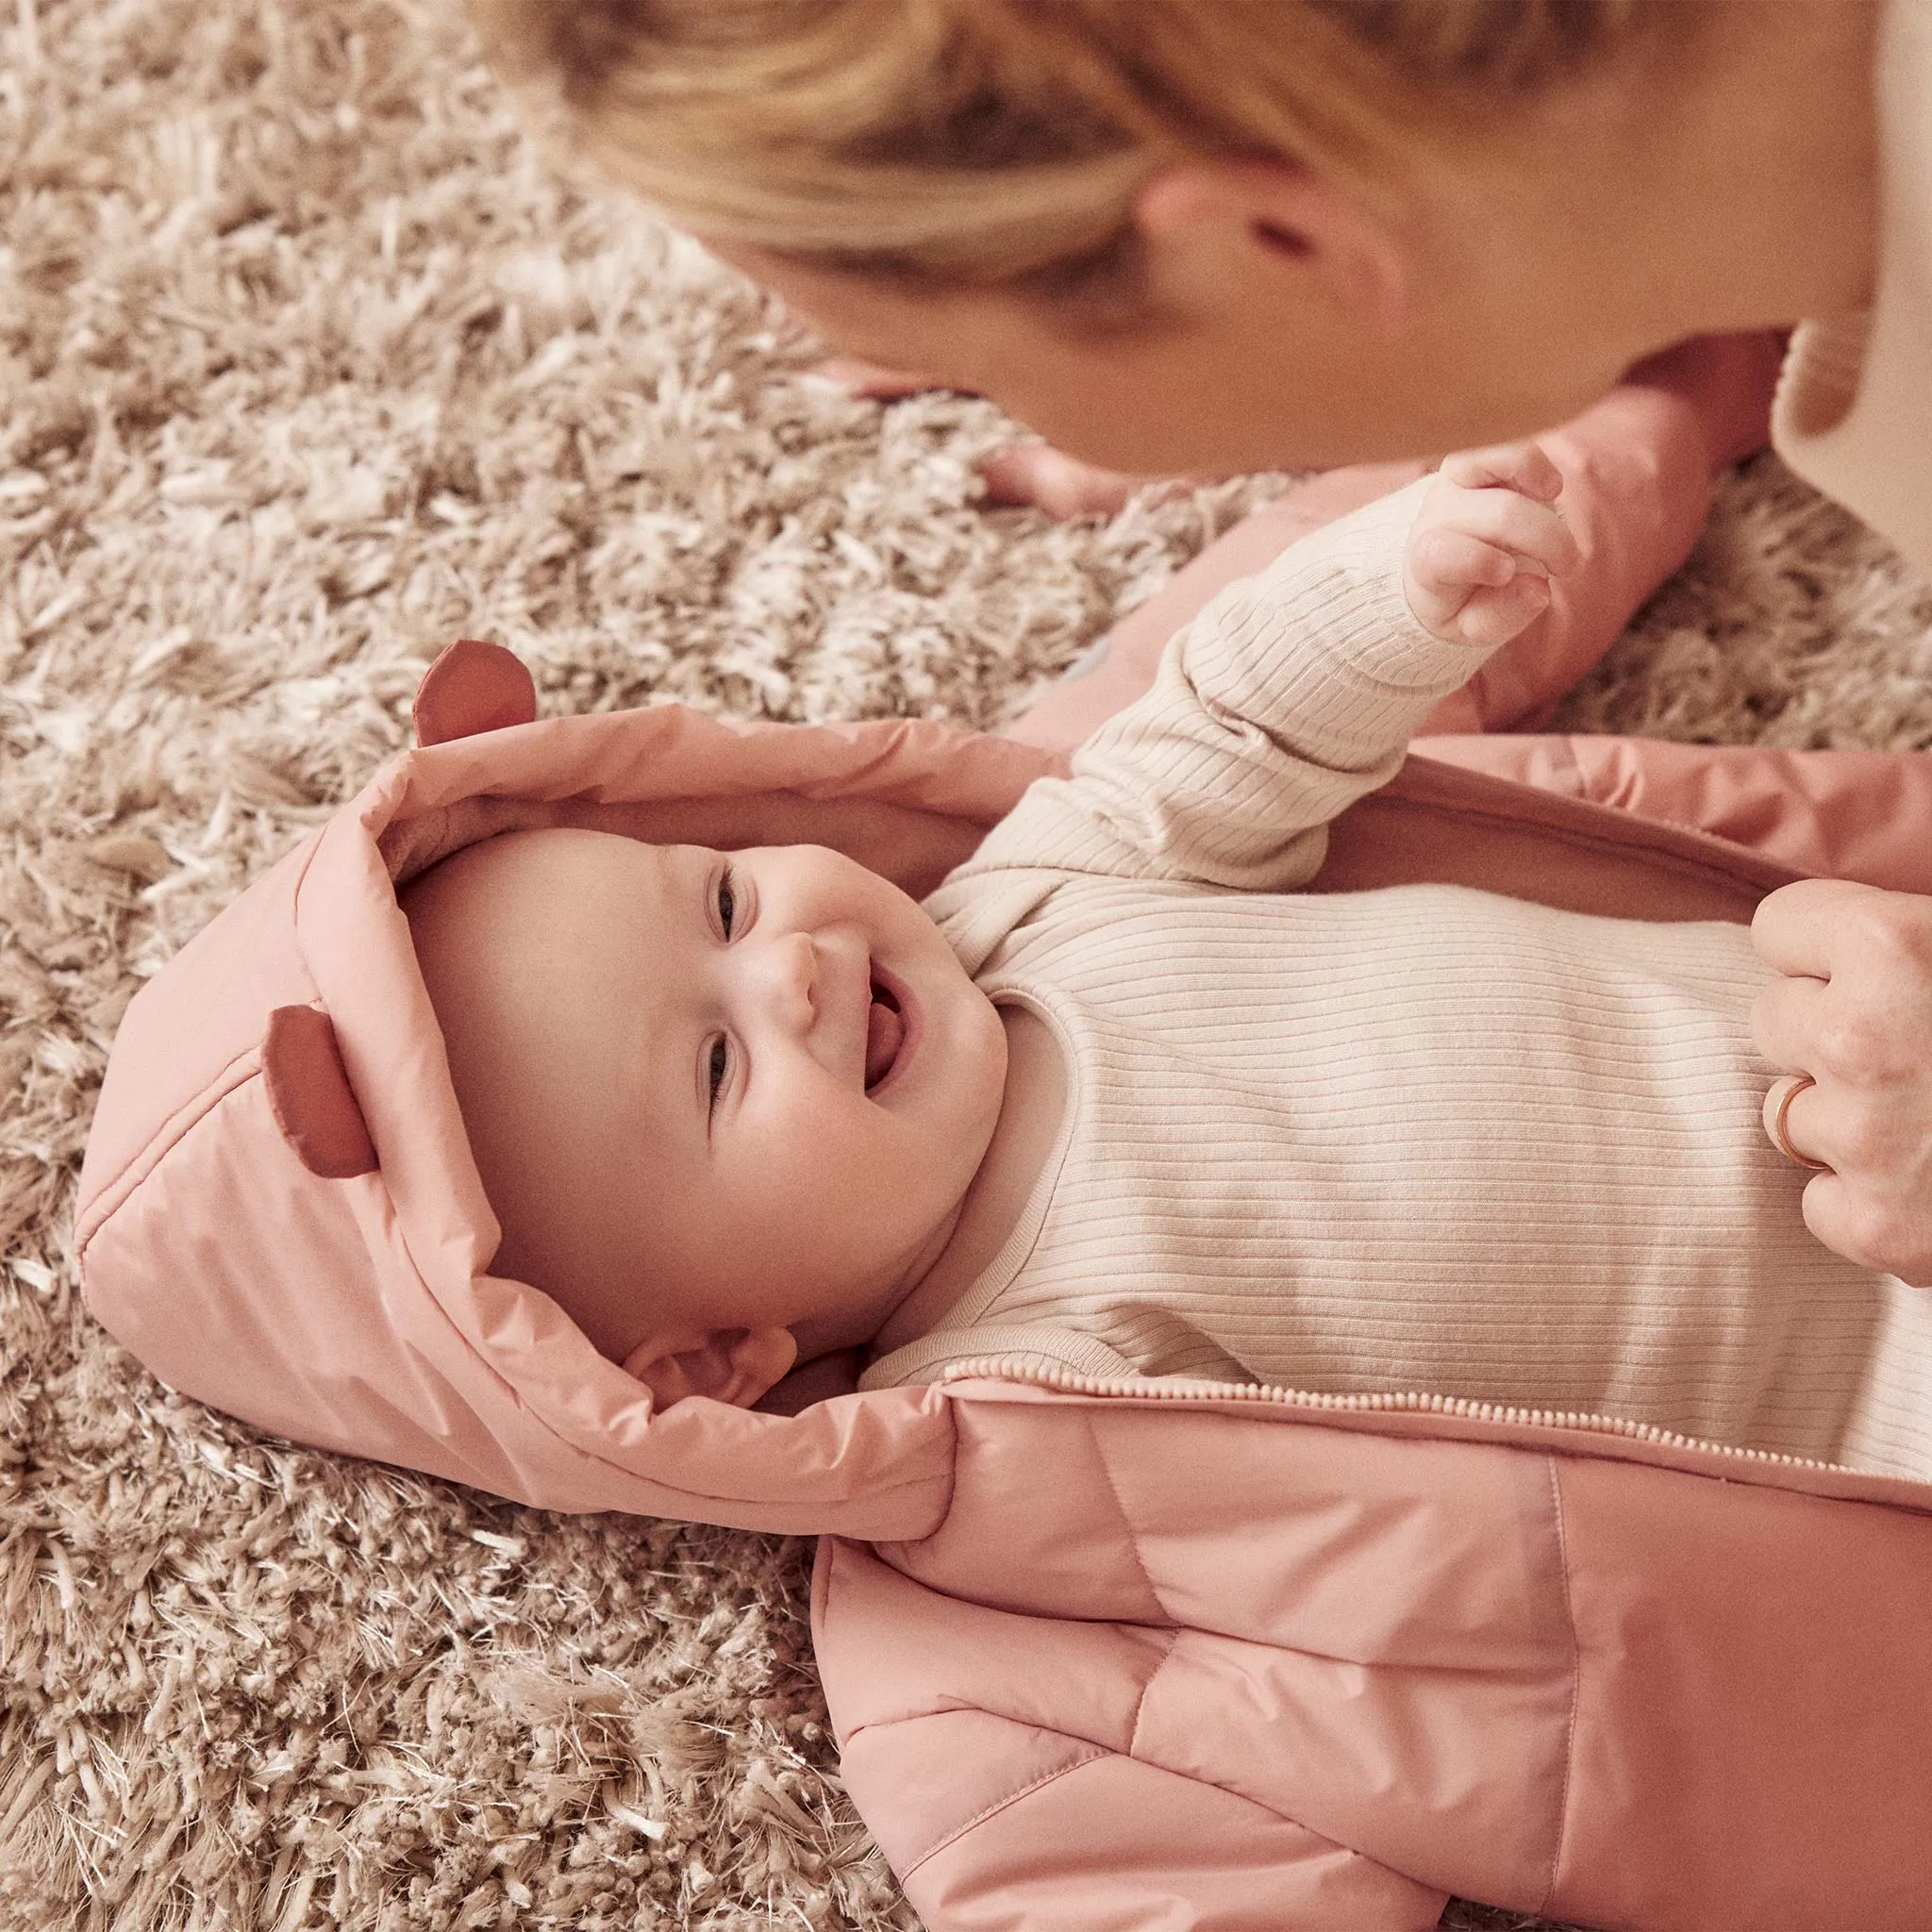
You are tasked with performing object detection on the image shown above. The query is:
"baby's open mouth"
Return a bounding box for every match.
[864,978,904,1092]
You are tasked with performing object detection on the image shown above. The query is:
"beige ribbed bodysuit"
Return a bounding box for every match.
[861,484,1932,1481]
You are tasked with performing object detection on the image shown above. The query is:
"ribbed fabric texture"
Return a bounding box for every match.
[863,485,1932,1480]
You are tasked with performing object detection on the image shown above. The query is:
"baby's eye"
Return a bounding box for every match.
[707,1036,730,1108]
[716,867,737,940]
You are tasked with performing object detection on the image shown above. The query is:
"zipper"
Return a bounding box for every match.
[931,1357,1851,1474]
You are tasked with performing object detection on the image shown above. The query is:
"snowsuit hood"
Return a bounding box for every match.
[76,641,1048,1537]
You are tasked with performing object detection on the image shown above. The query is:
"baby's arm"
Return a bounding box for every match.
[947,444,1577,894]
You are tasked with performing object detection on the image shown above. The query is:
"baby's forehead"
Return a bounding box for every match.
[458,826,707,906]
[522,831,710,953]
[406,828,720,1013]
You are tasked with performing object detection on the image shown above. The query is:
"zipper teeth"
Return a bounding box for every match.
[932,1358,1846,1473]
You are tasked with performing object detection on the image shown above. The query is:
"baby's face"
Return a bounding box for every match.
[405,828,1007,1378]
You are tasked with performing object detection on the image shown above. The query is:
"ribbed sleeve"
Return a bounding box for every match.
[938,480,1473,906]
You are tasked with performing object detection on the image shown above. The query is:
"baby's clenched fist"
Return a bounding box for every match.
[1403,441,1581,650]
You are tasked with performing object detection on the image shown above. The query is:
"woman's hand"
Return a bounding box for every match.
[1402,441,1580,650]
[806,358,1189,517]
[1751,877,1932,1285]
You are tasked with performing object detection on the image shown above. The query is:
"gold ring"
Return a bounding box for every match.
[1771,1074,1831,1172]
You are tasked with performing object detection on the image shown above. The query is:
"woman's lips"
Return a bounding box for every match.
[864,965,917,1095]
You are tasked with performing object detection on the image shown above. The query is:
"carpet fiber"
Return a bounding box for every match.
[4,3,1930,1927]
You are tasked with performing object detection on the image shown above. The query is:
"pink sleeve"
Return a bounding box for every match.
[1413,378,1716,736]
[1008,377,1717,754]
[1412,734,1932,894]
[840,1707,1448,1932]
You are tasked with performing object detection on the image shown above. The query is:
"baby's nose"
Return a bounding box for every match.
[755,931,819,1029]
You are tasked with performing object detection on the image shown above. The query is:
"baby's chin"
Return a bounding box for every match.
[941,983,1011,1146]
[874,969,1005,1176]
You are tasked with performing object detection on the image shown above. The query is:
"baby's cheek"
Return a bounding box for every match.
[761,1112,874,1222]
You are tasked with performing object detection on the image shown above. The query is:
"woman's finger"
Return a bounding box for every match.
[1748,968,1833,1072]
[1761,1071,1831,1172]
[1798,1172,1932,1287]
[1759,1071,1923,1190]
[976,442,1163,519]
[1795,1173,1869,1270]
[1749,876,1882,979]
[805,356,962,399]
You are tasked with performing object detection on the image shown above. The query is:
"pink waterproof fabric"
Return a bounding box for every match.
[77,644,1932,1929]
[1414,731,1932,895]
[821,1387,1932,1931]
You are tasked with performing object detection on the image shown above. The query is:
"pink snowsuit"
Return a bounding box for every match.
[75,397,1932,1925]
[76,636,1932,1930]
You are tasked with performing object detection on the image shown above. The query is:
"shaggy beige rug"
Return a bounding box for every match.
[5,3,1931,1928]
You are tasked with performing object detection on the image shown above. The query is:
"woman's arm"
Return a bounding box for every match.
[1007,333,1781,752]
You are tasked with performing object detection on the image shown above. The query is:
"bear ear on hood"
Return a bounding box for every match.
[262,1005,378,1180]
[413,639,538,747]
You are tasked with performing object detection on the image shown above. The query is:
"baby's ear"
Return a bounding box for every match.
[620,1326,799,1409]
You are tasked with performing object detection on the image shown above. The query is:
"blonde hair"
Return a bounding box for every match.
[470,0,1680,304]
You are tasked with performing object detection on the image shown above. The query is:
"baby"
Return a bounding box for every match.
[402,447,1932,1475]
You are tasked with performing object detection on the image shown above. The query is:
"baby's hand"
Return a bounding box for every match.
[1403,441,1581,650]
[1752,878,1932,1286]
